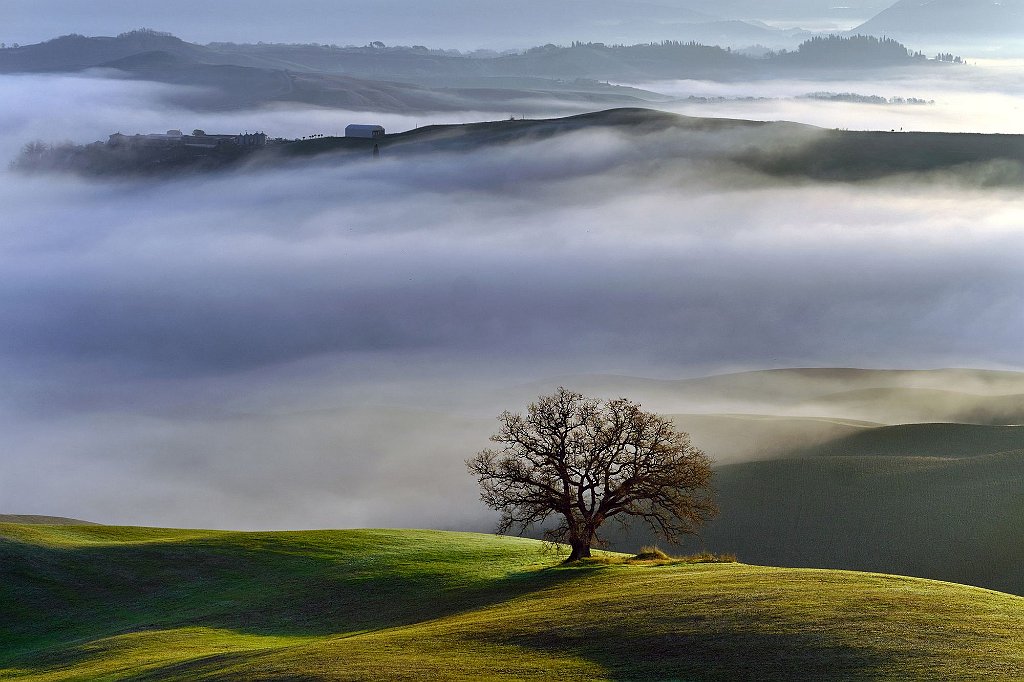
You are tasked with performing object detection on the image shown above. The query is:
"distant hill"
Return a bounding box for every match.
[1,526,1022,679]
[0,30,952,91]
[669,415,1024,463]
[771,33,927,66]
[856,0,1024,37]
[0,29,250,72]
[796,422,1024,458]
[516,367,1024,416]
[600,415,1024,596]
[801,387,1024,424]
[17,108,1024,184]
[669,413,877,464]
[0,515,95,525]
[691,448,1024,595]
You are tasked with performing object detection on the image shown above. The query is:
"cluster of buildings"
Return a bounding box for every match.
[107,129,268,149]
[105,123,387,149]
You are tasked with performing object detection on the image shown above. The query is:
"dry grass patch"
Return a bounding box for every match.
[577,546,737,566]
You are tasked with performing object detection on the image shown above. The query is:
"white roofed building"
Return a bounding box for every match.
[345,124,385,138]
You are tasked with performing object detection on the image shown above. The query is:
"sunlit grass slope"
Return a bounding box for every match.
[3,526,1024,680]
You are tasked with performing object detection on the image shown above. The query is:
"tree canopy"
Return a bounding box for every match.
[467,388,716,561]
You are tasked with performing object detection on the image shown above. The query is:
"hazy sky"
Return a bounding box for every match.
[1,68,1023,529]
[1,0,878,48]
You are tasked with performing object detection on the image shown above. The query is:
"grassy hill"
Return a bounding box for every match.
[2,526,1023,680]
[0,515,96,525]
[694,449,1024,596]
[593,417,1024,596]
[16,107,1024,183]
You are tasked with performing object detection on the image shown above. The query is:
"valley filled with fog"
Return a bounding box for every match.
[634,59,1024,133]
[6,4,1024,681]
[2,63,1023,532]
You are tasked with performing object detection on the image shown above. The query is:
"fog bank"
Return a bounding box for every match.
[2,74,1022,529]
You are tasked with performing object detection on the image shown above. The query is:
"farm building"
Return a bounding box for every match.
[106,130,267,149]
[345,124,386,138]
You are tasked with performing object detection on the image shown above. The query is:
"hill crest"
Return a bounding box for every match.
[1,526,1022,679]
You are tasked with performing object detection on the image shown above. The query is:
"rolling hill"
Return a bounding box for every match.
[856,0,1024,37]
[687,445,1024,595]
[2,525,1023,680]
[18,107,1024,184]
[0,31,663,113]
[795,422,1024,458]
[514,367,1024,419]
[668,413,878,464]
[800,387,1024,424]
[651,413,1024,593]
[591,414,1024,596]
[0,29,951,98]
[0,515,95,525]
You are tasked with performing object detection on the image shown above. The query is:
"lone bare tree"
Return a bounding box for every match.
[467,388,716,561]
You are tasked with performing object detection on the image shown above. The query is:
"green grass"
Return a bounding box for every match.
[599,420,1024,597]
[691,450,1024,596]
[2,525,1023,680]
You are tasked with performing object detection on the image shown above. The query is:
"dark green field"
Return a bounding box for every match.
[680,422,1024,596]
[2,525,1023,680]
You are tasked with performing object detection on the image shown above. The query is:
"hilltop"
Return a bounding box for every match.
[13,108,1024,183]
[857,0,1024,38]
[0,515,96,525]
[0,30,938,80]
[0,30,958,114]
[2,525,1022,680]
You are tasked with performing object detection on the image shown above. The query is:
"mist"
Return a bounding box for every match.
[2,72,1023,530]
[627,59,1024,134]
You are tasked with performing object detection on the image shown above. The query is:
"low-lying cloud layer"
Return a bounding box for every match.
[1,74,1022,530]
[633,60,1024,134]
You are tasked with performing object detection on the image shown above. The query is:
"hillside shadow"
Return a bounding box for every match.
[99,630,895,682]
[497,628,899,681]
[1,535,601,671]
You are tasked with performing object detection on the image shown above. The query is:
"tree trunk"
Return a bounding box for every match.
[566,540,592,562]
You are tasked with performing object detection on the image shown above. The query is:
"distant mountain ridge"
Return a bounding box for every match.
[856,0,1024,36]
[0,29,948,85]
[0,30,217,72]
